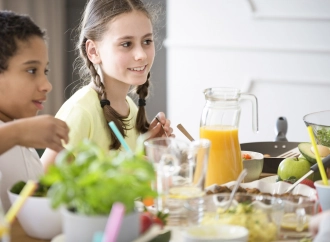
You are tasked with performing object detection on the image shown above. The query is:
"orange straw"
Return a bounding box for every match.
[307,126,329,185]
[5,180,37,224]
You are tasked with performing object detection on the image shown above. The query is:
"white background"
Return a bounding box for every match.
[166,0,330,143]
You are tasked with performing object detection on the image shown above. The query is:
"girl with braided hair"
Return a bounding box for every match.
[41,0,174,170]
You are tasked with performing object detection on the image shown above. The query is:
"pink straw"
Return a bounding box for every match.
[102,202,125,242]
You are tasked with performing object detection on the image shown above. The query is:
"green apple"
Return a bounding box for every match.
[277,157,311,182]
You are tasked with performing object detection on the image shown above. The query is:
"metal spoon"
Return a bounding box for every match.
[220,169,248,213]
[155,116,168,137]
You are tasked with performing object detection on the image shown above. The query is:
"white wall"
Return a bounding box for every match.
[166,0,330,143]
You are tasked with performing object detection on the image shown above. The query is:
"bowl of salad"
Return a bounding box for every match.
[303,110,330,147]
[7,181,61,240]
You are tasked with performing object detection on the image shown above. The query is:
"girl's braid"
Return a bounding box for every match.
[135,72,150,133]
[83,50,130,150]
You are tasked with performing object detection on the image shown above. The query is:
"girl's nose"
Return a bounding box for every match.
[39,76,52,93]
[134,45,147,61]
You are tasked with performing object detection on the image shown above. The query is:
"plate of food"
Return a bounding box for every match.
[205,179,317,200]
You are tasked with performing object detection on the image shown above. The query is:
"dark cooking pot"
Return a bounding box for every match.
[240,141,300,174]
[240,141,300,157]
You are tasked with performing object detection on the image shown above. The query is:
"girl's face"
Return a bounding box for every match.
[0,36,52,122]
[94,10,155,86]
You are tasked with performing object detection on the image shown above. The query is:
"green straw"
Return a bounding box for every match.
[108,121,132,153]
[307,126,328,185]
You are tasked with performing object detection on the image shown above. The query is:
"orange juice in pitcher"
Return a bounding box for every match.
[200,88,258,186]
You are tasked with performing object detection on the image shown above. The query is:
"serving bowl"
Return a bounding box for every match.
[206,179,317,199]
[185,194,284,242]
[241,151,264,182]
[7,190,62,240]
[182,224,248,242]
[303,110,330,147]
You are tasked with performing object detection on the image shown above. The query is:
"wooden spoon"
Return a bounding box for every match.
[177,124,195,142]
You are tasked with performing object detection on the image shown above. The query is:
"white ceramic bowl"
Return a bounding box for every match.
[241,151,264,182]
[7,190,62,240]
[182,224,249,242]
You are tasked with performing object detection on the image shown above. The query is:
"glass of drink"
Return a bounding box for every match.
[144,138,210,226]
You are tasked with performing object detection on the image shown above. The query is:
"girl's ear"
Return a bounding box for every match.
[86,39,101,64]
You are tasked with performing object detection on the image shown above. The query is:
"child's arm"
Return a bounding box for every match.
[0,115,69,155]
[41,148,59,173]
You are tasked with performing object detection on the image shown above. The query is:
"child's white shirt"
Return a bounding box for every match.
[0,120,44,212]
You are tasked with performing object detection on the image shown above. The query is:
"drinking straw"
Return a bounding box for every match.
[307,126,329,185]
[92,232,103,242]
[5,180,37,224]
[101,202,125,242]
[108,121,132,152]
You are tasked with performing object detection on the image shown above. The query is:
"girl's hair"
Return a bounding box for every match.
[0,10,45,73]
[76,0,155,150]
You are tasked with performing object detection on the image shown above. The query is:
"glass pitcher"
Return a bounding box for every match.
[200,87,258,186]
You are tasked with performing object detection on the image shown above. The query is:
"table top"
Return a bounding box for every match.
[9,173,307,242]
[11,221,50,242]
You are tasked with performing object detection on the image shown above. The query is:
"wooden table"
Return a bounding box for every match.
[259,173,276,179]
[11,221,50,242]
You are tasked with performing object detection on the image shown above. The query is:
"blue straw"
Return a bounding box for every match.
[108,121,132,152]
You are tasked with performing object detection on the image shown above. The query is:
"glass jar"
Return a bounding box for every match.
[200,87,258,186]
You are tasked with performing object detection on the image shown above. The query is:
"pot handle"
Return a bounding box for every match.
[275,117,288,142]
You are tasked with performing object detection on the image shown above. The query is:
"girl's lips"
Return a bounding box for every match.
[128,65,147,72]
[33,101,44,110]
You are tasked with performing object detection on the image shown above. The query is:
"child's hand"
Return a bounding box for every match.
[148,112,175,138]
[16,115,69,152]
[309,210,330,238]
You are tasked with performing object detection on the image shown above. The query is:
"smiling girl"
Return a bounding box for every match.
[0,10,69,211]
[42,0,174,170]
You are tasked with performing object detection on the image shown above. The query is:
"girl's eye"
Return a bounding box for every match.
[144,39,153,45]
[27,68,37,74]
[122,42,132,47]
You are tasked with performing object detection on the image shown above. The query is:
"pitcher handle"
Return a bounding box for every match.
[240,93,259,133]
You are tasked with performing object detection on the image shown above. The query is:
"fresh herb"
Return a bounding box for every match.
[10,181,50,197]
[316,128,330,147]
[10,181,26,195]
[40,139,157,216]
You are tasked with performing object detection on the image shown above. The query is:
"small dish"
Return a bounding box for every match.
[241,151,264,182]
[183,224,248,242]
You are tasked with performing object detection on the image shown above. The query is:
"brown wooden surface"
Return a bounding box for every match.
[11,221,50,242]
[259,173,276,179]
